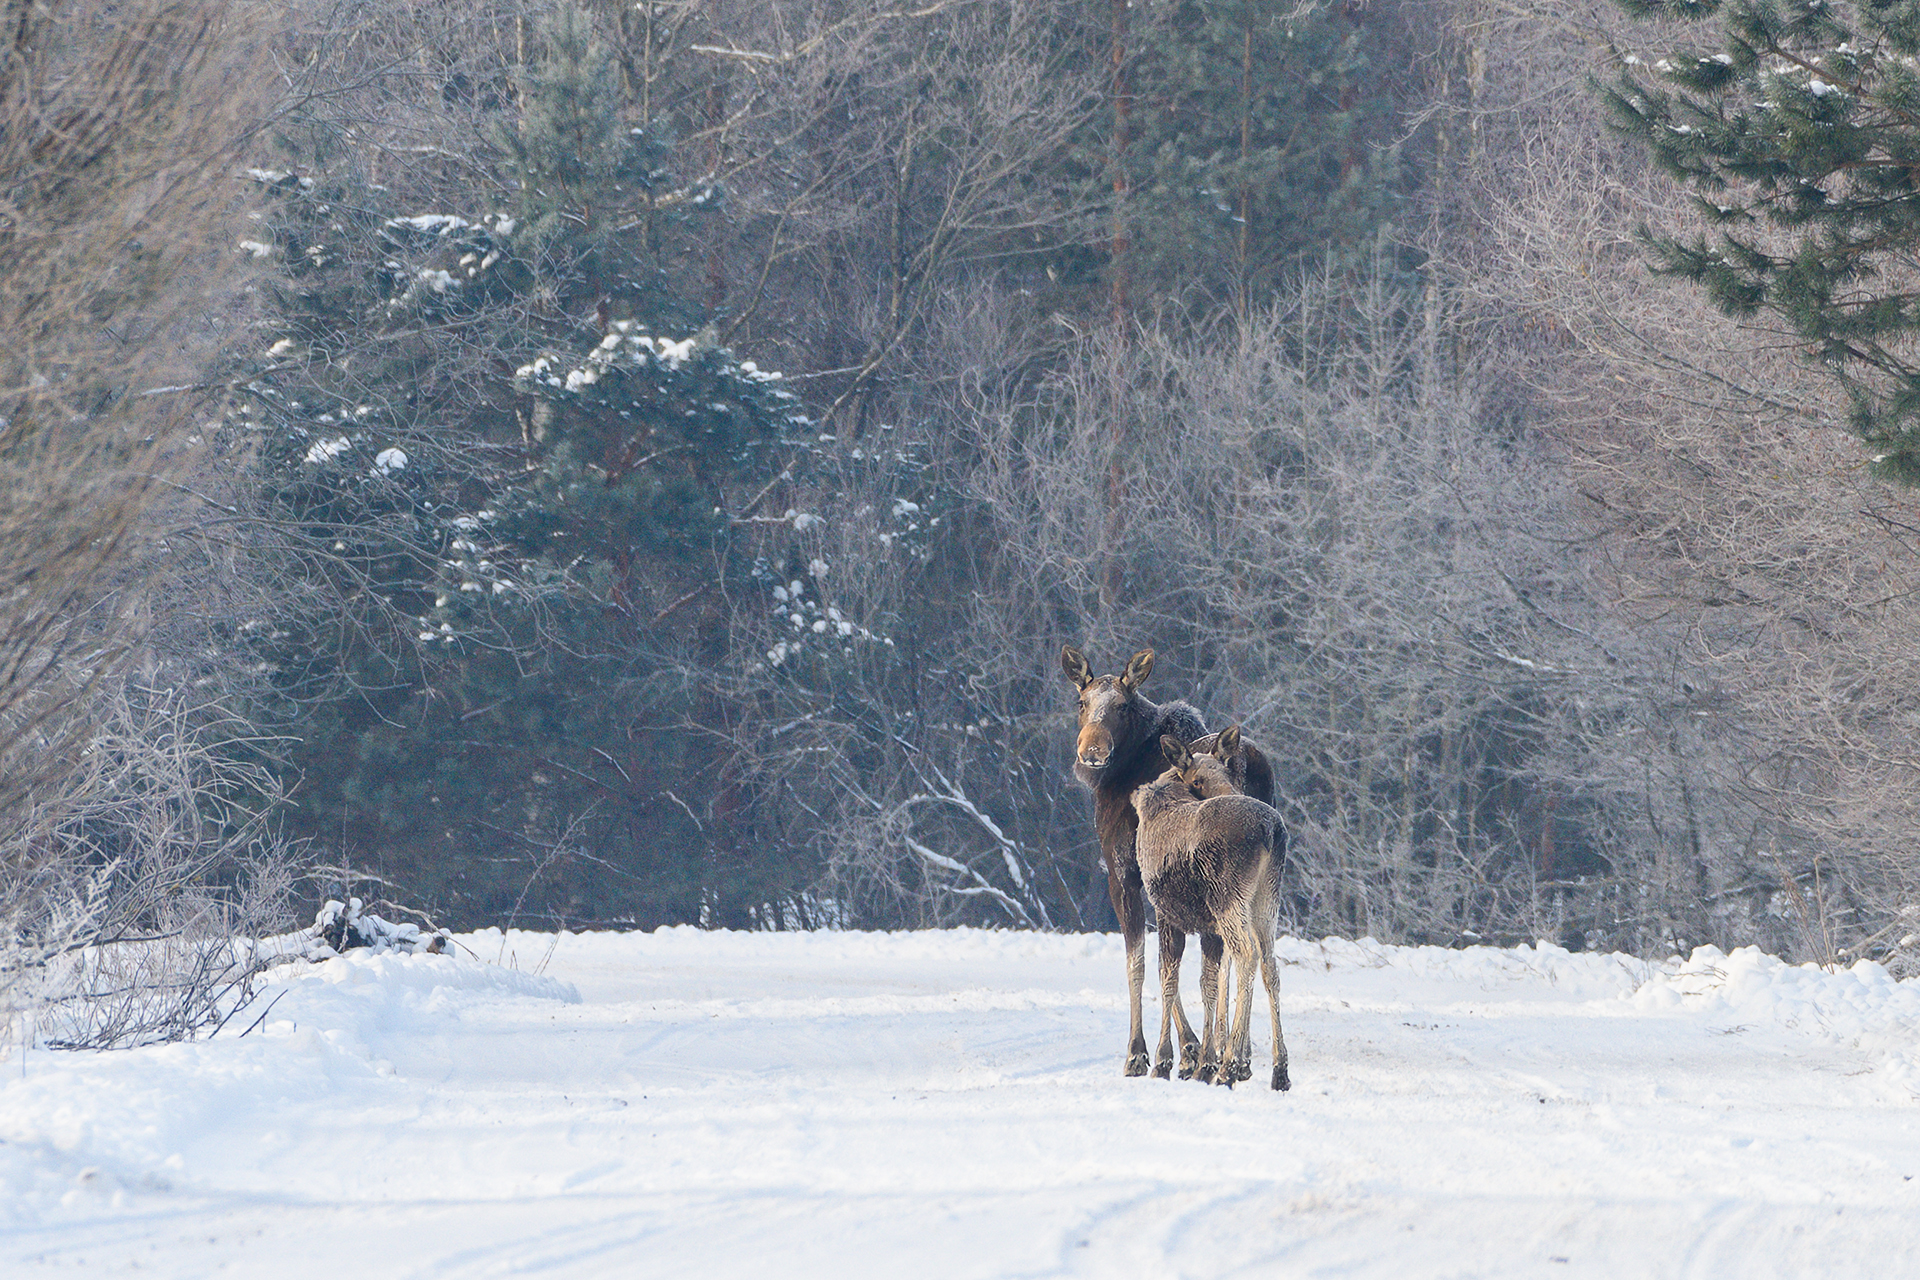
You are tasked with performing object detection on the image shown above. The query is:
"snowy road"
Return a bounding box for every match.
[4,928,1919,1277]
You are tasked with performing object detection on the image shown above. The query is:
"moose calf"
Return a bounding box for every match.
[1133,732,1290,1090]
[1151,725,1280,1079]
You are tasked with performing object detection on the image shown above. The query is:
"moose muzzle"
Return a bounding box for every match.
[1076,725,1113,770]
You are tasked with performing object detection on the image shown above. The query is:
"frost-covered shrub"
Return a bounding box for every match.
[2,683,298,1053]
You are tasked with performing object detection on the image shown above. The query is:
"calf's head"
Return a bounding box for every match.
[1062,644,1154,772]
[1159,731,1237,798]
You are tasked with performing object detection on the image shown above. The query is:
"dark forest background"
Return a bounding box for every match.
[14,0,1920,1043]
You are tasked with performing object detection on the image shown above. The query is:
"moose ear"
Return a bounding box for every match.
[1217,725,1241,757]
[1061,644,1093,689]
[1121,649,1154,691]
[1160,735,1193,771]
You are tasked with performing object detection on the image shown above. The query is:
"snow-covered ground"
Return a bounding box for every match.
[4,928,1919,1278]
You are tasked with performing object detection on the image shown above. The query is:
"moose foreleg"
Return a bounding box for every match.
[1124,932,1150,1076]
[1111,860,1151,1077]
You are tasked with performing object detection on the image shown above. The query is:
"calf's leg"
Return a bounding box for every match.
[1259,926,1289,1091]
[1194,932,1226,1084]
[1221,904,1260,1086]
[1154,929,1201,1079]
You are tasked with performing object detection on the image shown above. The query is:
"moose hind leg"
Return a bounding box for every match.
[1260,928,1290,1092]
[1223,911,1259,1086]
[1155,929,1198,1079]
[1194,932,1226,1084]
[1209,949,1232,1068]
[1177,991,1202,1082]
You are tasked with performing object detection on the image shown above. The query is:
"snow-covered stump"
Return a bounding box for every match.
[309,899,448,958]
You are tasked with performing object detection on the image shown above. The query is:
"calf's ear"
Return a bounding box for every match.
[1159,735,1193,771]
[1217,725,1241,757]
[1121,648,1154,691]
[1061,645,1093,689]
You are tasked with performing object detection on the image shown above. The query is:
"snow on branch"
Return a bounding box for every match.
[899,762,1052,929]
[904,840,1035,926]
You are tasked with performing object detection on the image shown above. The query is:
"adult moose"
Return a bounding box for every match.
[1061,644,1205,1077]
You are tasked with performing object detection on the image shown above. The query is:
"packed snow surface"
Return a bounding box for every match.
[4,930,1920,1277]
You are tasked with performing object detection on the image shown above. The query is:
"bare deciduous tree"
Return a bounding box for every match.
[948,275,1685,948]
[0,0,301,1046]
[0,0,268,804]
[1419,0,1920,968]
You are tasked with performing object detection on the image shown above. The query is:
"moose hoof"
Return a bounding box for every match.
[1196,1061,1218,1085]
[1230,1059,1252,1084]
[1125,1051,1152,1077]
[1177,1061,1197,1081]
[1151,1058,1173,1080]
[1272,1065,1291,1092]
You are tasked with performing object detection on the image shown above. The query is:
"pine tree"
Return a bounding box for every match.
[495,4,626,257]
[505,325,808,631]
[1605,0,1920,482]
[492,3,699,324]
[1134,0,1400,306]
[242,5,808,927]
[1060,0,1406,317]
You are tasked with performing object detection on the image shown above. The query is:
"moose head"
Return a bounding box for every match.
[1158,726,1239,799]
[1061,644,1154,773]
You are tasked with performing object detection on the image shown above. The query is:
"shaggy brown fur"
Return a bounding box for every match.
[1150,725,1288,1081]
[1134,732,1291,1090]
[1062,644,1205,1077]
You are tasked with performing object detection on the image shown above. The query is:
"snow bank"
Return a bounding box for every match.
[0,949,576,1225]
[263,944,579,1005]
[479,922,1123,963]
[1634,944,1920,1090]
[1279,934,1662,1000]
[495,924,1667,1005]
[483,924,1649,981]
